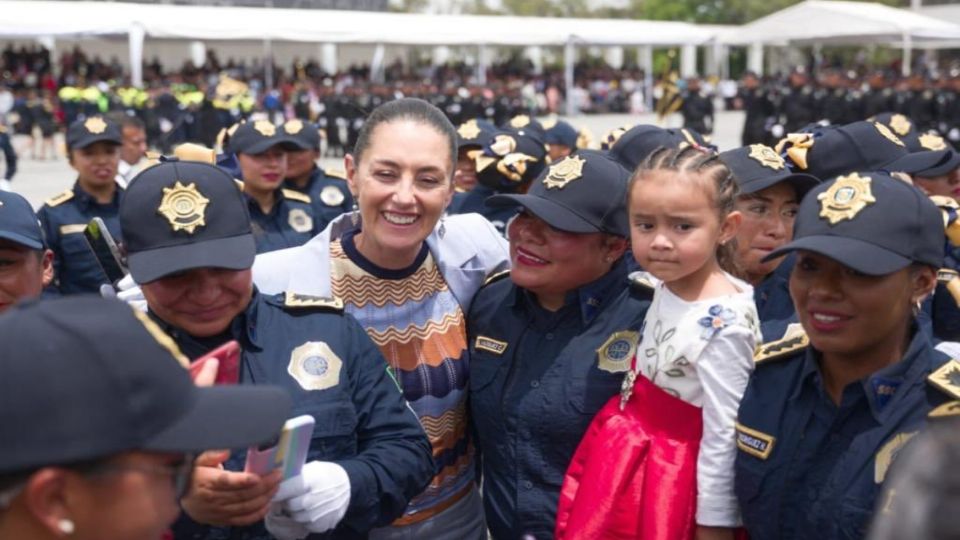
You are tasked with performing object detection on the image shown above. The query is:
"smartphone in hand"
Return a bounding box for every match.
[244,415,315,481]
[188,340,241,385]
[83,217,127,285]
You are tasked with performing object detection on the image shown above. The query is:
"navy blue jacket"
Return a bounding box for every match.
[165,290,434,540]
[735,325,955,540]
[0,128,16,180]
[37,182,123,295]
[284,167,354,232]
[755,256,797,341]
[248,189,319,254]
[447,185,518,237]
[468,259,652,539]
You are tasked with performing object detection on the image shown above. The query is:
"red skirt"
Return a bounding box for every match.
[555,373,703,540]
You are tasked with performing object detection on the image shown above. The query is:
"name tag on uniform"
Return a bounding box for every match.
[736,422,776,460]
[475,336,508,355]
[59,224,86,235]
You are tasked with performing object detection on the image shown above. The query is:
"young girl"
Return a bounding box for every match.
[555,146,761,540]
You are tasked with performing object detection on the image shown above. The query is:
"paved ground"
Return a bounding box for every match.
[7,110,746,209]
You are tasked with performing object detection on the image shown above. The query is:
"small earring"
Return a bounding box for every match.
[58,518,75,535]
[438,216,447,239]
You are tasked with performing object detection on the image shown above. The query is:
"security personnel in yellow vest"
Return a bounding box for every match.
[229,120,319,253]
[37,115,123,295]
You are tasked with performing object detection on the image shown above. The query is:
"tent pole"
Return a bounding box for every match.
[564,37,576,117]
[639,45,654,112]
[264,38,274,90]
[903,33,912,77]
[476,44,487,86]
[129,23,145,88]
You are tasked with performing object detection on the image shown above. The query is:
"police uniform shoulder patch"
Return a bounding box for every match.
[628,271,656,291]
[288,341,342,391]
[320,185,346,207]
[927,358,960,401]
[597,330,639,374]
[281,188,312,204]
[735,422,776,460]
[287,207,314,233]
[475,335,508,355]
[283,291,344,312]
[755,323,808,364]
[45,189,75,208]
[482,269,511,287]
[324,167,347,180]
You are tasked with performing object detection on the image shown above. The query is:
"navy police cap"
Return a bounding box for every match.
[764,171,944,275]
[720,144,820,197]
[66,115,122,150]
[282,118,323,151]
[228,119,302,155]
[121,159,256,283]
[0,296,290,473]
[0,190,44,250]
[487,149,630,237]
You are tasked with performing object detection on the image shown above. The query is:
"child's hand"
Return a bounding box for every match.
[695,525,735,540]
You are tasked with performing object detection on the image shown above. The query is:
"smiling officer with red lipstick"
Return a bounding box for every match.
[467,149,653,539]
[229,119,318,254]
[734,170,960,540]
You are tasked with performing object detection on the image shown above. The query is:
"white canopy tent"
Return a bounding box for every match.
[0,0,720,115]
[724,0,960,76]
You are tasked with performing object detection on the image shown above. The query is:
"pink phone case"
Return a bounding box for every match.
[244,414,315,480]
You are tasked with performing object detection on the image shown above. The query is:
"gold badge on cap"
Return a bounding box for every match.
[457,119,481,140]
[874,122,905,147]
[253,120,276,137]
[920,133,948,151]
[889,114,912,136]
[157,181,210,234]
[288,341,342,391]
[490,134,517,156]
[320,185,346,207]
[288,208,313,233]
[84,117,107,134]
[597,330,638,374]
[748,144,785,170]
[284,119,303,134]
[509,114,531,128]
[817,172,877,225]
[542,155,586,190]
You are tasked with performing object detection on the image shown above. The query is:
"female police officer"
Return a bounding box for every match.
[734,171,959,540]
[468,150,652,539]
[118,159,433,539]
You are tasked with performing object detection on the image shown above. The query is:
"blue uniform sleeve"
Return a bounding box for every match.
[36,205,62,294]
[0,134,15,180]
[335,314,434,531]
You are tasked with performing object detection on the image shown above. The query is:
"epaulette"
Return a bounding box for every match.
[628,271,656,300]
[324,167,347,180]
[927,359,960,405]
[754,323,808,364]
[282,189,312,204]
[928,400,960,419]
[481,270,510,288]
[282,291,344,312]
[234,179,245,192]
[45,189,74,208]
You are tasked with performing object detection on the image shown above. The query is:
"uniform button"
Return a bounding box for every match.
[530,380,540,388]
[523,481,533,490]
[545,333,554,340]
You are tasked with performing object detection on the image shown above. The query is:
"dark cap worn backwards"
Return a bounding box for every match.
[282,118,322,151]
[486,149,630,237]
[764,171,944,275]
[0,191,44,250]
[0,296,290,473]
[228,119,302,155]
[778,121,946,180]
[719,144,820,197]
[66,115,122,150]
[121,159,256,283]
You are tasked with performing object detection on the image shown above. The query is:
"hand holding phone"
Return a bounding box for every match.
[245,415,315,481]
[188,340,241,385]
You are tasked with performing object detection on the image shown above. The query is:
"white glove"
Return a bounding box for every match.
[273,461,351,534]
[114,274,148,312]
[264,502,309,540]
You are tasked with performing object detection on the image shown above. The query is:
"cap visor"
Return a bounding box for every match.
[886,150,946,175]
[486,194,600,234]
[914,151,960,178]
[763,235,911,276]
[145,385,291,452]
[128,234,256,283]
[740,172,821,197]
[0,231,43,250]
[70,135,121,149]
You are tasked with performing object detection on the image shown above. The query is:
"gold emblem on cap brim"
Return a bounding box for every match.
[543,155,586,190]
[457,119,481,140]
[285,119,304,134]
[889,114,912,136]
[509,115,531,128]
[84,117,107,134]
[748,144,785,170]
[817,172,877,225]
[253,120,276,137]
[157,181,210,234]
[920,133,948,151]
[874,122,905,147]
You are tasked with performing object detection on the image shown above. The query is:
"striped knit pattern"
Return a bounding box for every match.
[329,239,474,522]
